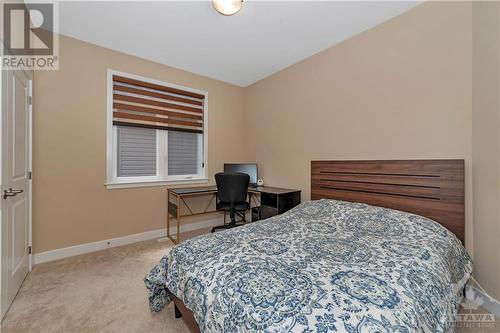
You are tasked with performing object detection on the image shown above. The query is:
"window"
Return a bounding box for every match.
[116,126,157,177]
[168,131,200,175]
[107,70,207,188]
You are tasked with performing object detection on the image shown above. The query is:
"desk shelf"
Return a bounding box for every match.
[253,190,301,222]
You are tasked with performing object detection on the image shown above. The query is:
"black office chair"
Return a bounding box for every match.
[211,172,250,233]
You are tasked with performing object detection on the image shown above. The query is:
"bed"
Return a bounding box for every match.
[145,159,472,332]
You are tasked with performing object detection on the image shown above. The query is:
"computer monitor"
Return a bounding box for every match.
[224,163,258,186]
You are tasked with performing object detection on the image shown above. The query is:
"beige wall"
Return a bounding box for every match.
[471,1,500,299]
[245,2,474,248]
[33,35,246,253]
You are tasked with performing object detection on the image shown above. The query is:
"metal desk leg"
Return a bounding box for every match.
[166,189,170,239]
[167,191,181,245]
[176,195,181,244]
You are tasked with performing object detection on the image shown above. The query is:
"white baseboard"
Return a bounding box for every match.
[33,217,222,265]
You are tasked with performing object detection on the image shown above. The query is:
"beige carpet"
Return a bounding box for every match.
[0,238,189,333]
[1,228,498,332]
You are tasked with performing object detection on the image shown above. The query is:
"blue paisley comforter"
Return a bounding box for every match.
[145,199,472,333]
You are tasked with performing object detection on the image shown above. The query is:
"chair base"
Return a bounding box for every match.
[211,222,241,233]
[211,212,247,233]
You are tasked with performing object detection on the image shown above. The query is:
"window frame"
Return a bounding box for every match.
[106,69,208,189]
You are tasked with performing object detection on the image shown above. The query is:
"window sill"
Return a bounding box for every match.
[105,178,209,190]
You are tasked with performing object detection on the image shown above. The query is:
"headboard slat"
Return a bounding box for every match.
[311,160,465,241]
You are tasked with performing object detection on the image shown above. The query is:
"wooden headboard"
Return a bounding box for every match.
[311,160,465,241]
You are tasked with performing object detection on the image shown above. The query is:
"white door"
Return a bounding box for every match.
[1,68,32,319]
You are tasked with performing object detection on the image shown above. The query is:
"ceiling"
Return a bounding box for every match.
[58,1,421,87]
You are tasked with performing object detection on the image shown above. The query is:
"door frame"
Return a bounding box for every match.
[0,61,34,319]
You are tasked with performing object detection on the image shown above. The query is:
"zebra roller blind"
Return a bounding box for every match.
[116,126,157,177]
[168,131,199,175]
[112,75,205,134]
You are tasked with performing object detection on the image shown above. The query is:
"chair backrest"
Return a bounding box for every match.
[215,172,249,203]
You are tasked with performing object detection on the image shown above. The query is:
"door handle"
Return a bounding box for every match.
[3,188,23,199]
[3,190,16,199]
[9,188,23,194]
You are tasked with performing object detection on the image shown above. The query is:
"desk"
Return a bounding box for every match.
[166,186,301,244]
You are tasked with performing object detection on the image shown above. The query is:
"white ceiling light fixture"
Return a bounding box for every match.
[212,0,243,16]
